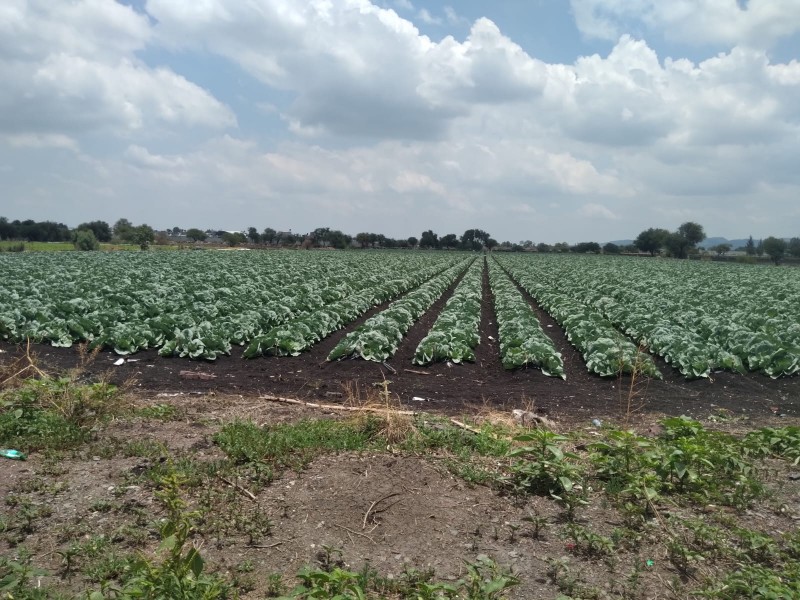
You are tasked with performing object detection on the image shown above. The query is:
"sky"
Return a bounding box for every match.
[1,0,799,243]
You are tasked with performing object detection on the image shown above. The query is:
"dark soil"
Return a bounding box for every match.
[2,259,798,425]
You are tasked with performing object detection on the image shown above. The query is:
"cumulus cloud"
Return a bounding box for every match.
[0,0,235,139]
[570,0,800,48]
[2,0,799,242]
[417,8,441,25]
[578,203,619,220]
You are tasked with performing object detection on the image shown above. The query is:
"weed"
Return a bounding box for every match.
[563,524,615,558]
[215,417,384,471]
[521,512,548,539]
[0,376,120,451]
[112,468,231,598]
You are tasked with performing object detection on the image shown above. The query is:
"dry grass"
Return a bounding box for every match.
[342,378,416,445]
[0,339,49,389]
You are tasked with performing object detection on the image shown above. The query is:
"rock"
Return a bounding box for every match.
[512,409,554,428]
[179,370,217,380]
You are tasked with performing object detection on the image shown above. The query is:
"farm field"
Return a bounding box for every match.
[2,250,800,599]
[0,250,798,419]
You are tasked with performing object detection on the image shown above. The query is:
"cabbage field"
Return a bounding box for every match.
[0,250,798,379]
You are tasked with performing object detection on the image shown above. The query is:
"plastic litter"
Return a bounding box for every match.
[645,559,655,568]
[113,358,125,366]
[591,418,603,427]
[1,449,26,461]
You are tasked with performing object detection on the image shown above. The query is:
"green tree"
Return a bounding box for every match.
[355,232,371,248]
[130,225,155,250]
[0,216,12,240]
[710,243,732,256]
[787,237,800,258]
[262,227,277,245]
[602,242,621,254]
[745,235,756,255]
[222,232,247,247]
[247,227,261,244]
[756,239,764,256]
[677,222,705,247]
[762,237,787,265]
[634,228,670,256]
[419,230,439,249]
[407,236,418,248]
[440,233,458,248]
[553,242,570,252]
[326,230,351,249]
[572,241,601,254]
[113,218,135,242]
[73,229,99,251]
[76,220,112,242]
[664,232,692,258]
[460,228,490,251]
[536,242,551,253]
[185,228,207,242]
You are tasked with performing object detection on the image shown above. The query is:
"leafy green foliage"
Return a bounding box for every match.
[328,258,471,362]
[496,256,659,378]
[507,429,582,499]
[414,257,482,365]
[0,251,461,360]
[0,377,118,451]
[246,256,461,359]
[215,418,384,470]
[497,253,799,378]
[487,259,564,376]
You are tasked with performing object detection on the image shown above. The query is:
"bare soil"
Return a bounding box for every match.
[3,392,799,599]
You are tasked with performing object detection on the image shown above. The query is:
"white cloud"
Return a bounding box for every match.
[578,203,619,220]
[2,133,79,152]
[444,6,468,26]
[570,0,800,48]
[2,0,799,242]
[0,0,235,139]
[417,8,441,25]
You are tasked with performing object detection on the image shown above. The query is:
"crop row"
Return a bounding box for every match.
[495,256,661,379]
[0,252,460,360]
[242,257,462,359]
[501,255,799,379]
[328,258,473,362]
[487,258,565,377]
[413,257,483,365]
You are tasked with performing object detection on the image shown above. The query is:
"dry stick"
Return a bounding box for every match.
[216,475,257,501]
[260,395,416,416]
[334,524,377,544]
[248,539,293,549]
[381,361,397,374]
[449,418,511,441]
[405,369,431,376]
[363,492,402,529]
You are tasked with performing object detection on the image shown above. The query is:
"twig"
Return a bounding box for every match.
[363,492,402,529]
[449,418,481,434]
[405,369,431,376]
[248,539,293,549]
[260,395,416,416]
[216,475,256,501]
[381,361,397,374]
[334,524,376,544]
[449,418,510,441]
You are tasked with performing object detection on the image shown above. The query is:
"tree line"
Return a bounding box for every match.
[633,222,800,265]
[3,216,798,262]
[0,217,156,250]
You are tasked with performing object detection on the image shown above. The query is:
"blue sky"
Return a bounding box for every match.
[1,0,799,243]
